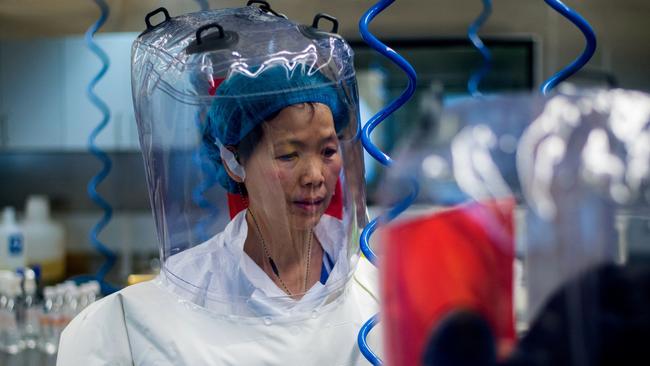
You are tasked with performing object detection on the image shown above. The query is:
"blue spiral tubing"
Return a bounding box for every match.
[467,0,493,96]
[358,1,419,364]
[83,0,119,295]
[358,313,381,363]
[541,0,596,95]
[191,113,220,243]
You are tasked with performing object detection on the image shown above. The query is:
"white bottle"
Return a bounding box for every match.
[22,196,66,283]
[0,207,26,271]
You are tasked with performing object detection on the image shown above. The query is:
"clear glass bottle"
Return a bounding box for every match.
[87,280,101,303]
[38,286,58,355]
[20,269,40,349]
[1,273,25,354]
[0,271,9,352]
[76,284,90,312]
[60,283,78,328]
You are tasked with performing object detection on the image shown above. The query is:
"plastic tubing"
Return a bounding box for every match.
[540,0,596,95]
[359,0,417,168]
[467,0,493,96]
[358,1,419,364]
[358,313,382,364]
[85,0,118,294]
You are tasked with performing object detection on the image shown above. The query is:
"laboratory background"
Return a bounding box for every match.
[1,0,649,365]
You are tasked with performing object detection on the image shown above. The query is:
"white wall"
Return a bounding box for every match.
[0,33,139,150]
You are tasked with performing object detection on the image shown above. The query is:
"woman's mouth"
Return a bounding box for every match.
[293,197,325,213]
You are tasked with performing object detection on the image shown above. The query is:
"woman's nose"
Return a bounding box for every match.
[300,158,325,187]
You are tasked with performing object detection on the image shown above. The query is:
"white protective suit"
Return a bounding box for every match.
[57,211,381,365]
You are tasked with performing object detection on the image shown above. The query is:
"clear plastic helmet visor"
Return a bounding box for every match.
[131,6,366,318]
[378,90,650,365]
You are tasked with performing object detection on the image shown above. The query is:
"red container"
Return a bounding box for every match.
[380,198,516,366]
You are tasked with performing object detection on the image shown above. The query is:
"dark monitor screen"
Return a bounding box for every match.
[351,37,536,95]
[350,37,536,190]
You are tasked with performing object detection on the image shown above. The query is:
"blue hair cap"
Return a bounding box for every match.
[204,64,351,193]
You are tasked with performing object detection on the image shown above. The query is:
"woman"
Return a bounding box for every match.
[58,5,380,365]
[163,65,367,315]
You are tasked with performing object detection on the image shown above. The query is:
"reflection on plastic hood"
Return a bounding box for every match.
[519,90,650,220]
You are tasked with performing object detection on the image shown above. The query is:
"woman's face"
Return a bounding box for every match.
[242,103,342,230]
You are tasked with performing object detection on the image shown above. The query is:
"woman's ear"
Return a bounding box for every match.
[217,143,246,182]
[223,154,245,183]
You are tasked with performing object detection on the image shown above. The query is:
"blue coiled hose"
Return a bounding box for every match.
[359,0,417,168]
[541,0,596,94]
[358,1,419,364]
[467,0,493,96]
[358,313,381,363]
[84,0,118,294]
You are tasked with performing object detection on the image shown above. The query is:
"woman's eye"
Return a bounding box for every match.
[323,147,338,158]
[276,152,297,161]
